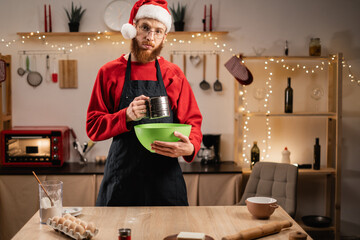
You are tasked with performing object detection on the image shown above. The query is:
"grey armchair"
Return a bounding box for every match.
[239,162,298,218]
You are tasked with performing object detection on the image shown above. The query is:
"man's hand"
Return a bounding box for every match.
[151,131,194,158]
[126,95,149,122]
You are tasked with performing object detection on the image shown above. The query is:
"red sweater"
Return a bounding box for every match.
[86,54,203,162]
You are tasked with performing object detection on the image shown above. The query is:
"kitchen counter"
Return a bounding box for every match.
[12,206,311,240]
[0,161,242,175]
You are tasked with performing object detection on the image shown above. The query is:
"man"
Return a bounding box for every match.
[86,0,202,206]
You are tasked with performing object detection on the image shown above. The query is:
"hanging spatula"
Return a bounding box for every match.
[213,54,223,91]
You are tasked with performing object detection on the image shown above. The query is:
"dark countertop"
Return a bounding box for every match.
[181,161,243,174]
[0,161,242,175]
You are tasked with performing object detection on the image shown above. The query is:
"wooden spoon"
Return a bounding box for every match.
[170,53,173,63]
[32,171,54,207]
[183,54,186,77]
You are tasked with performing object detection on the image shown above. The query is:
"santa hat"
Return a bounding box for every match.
[121,0,172,39]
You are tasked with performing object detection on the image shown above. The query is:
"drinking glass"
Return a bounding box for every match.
[39,180,63,224]
[253,87,266,112]
[310,87,324,112]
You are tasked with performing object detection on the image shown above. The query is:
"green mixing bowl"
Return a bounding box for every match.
[134,123,192,152]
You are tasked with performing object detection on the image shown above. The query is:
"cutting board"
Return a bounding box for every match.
[59,60,78,88]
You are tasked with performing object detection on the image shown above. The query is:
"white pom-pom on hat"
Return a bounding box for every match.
[121,23,137,40]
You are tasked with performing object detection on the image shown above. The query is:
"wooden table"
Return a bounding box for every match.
[12,206,311,240]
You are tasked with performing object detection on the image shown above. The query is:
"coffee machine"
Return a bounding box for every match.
[197,134,221,164]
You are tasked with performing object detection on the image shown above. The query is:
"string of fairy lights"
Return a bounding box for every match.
[0,31,230,54]
[238,59,274,164]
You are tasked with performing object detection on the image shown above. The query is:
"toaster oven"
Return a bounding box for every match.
[1,126,70,167]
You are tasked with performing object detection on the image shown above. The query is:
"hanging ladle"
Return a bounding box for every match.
[213,54,223,91]
[17,53,26,76]
[199,54,210,90]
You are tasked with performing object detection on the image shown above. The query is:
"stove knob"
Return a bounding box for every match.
[53,146,58,152]
[53,154,59,160]
[53,138,59,144]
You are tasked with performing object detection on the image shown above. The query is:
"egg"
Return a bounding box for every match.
[74,224,85,235]
[51,216,60,225]
[85,222,96,233]
[58,217,66,225]
[69,216,77,222]
[74,219,82,224]
[63,220,72,228]
[63,213,72,219]
[69,222,77,230]
[79,220,87,228]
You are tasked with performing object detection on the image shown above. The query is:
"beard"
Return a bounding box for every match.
[131,38,164,64]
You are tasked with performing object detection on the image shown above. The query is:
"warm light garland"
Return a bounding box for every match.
[0,31,233,56]
[0,31,357,85]
[239,59,273,166]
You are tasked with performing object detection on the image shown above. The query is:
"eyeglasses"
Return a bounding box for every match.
[137,24,165,39]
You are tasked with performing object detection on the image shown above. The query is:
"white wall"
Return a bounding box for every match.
[1,0,360,237]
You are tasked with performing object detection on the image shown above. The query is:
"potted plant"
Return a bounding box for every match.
[170,2,186,31]
[65,2,86,32]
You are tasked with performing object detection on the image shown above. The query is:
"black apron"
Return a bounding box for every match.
[96,54,188,206]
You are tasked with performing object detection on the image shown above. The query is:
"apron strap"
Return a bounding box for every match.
[123,53,132,97]
[155,58,167,94]
[123,53,167,97]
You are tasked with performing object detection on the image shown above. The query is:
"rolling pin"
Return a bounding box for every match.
[222,220,292,240]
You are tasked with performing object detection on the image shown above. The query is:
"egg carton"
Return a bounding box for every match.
[46,218,99,240]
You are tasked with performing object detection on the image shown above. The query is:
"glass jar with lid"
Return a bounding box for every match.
[309,38,321,56]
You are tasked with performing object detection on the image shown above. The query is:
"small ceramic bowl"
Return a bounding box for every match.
[245,196,278,219]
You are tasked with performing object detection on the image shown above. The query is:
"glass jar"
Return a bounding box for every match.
[309,38,321,56]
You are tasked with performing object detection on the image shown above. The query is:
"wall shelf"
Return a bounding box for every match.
[242,168,336,175]
[243,56,330,61]
[236,112,337,117]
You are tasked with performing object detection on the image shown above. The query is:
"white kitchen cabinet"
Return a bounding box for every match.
[234,54,342,239]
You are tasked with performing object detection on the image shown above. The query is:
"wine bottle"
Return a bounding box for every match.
[285,77,293,113]
[313,138,321,170]
[250,141,260,169]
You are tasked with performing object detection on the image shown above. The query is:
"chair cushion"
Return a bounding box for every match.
[239,162,298,217]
